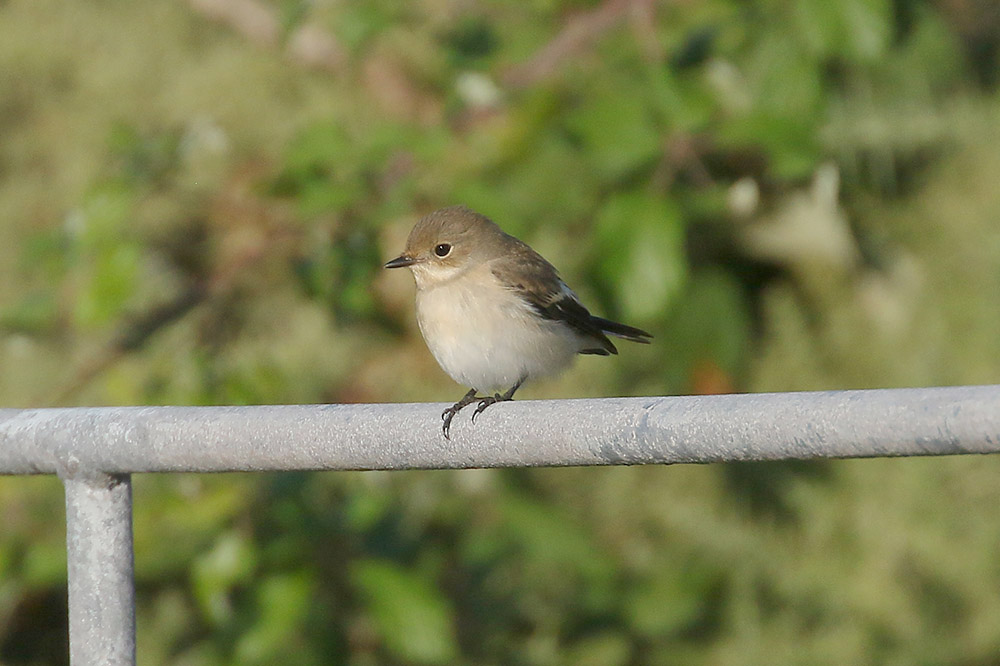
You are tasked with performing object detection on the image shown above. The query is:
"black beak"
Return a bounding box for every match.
[384,255,417,269]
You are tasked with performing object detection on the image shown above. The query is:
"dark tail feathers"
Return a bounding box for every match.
[592,316,653,344]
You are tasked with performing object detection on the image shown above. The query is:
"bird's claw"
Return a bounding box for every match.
[441,388,480,439]
[471,394,502,423]
[441,407,459,440]
[441,383,521,438]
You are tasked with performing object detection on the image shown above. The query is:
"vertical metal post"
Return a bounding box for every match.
[63,473,137,666]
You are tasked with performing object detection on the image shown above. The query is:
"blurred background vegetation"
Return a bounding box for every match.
[2,0,1000,663]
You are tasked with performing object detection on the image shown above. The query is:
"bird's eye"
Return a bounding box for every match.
[434,243,452,257]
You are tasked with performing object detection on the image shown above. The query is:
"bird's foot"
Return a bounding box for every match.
[471,393,507,423]
[442,388,480,439]
[442,380,525,437]
[470,379,525,425]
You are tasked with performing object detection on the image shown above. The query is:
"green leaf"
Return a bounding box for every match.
[566,80,663,181]
[191,531,258,625]
[499,494,615,583]
[625,554,719,639]
[67,181,143,327]
[454,132,600,234]
[22,540,67,586]
[351,559,458,664]
[76,181,135,246]
[593,192,686,321]
[234,572,315,665]
[650,68,716,133]
[793,0,892,62]
[80,243,141,326]
[719,114,821,181]
[658,268,751,391]
[273,123,365,217]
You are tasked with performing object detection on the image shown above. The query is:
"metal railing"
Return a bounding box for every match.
[2,385,999,665]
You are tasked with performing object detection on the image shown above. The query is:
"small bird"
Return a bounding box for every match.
[385,206,652,438]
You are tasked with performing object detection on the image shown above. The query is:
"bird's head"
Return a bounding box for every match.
[384,206,504,288]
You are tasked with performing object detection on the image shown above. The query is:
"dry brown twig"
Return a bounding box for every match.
[503,0,661,88]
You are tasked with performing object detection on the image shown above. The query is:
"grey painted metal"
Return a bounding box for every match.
[2,386,998,666]
[64,474,136,666]
[2,385,999,475]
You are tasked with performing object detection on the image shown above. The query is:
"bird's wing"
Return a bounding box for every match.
[489,244,617,355]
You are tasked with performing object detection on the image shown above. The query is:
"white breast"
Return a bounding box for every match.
[414,266,581,392]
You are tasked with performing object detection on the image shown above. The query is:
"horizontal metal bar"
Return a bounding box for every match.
[1,386,998,475]
[64,473,136,666]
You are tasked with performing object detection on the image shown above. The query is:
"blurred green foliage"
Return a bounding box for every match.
[2,0,1000,664]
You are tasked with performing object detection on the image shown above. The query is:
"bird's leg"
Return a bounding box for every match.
[472,378,524,423]
[442,388,480,439]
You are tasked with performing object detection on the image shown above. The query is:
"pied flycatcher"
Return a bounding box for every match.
[385,206,652,438]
